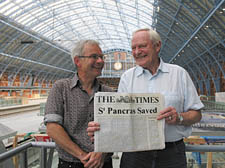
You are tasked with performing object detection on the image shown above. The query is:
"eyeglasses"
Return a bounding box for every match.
[78,54,106,60]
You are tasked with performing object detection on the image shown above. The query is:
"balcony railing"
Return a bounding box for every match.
[1,142,225,168]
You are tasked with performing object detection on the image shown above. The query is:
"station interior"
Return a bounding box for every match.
[0,0,225,168]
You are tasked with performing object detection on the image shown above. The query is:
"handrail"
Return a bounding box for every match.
[1,142,225,167]
[186,145,225,152]
[1,142,225,160]
[0,142,54,162]
[0,142,32,162]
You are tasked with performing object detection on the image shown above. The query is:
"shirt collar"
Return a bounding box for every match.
[70,73,79,89]
[158,58,169,73]
[136,58,169,77]
[70,73,101,92]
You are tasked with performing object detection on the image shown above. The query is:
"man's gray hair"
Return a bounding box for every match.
[133,28,161,45]
[71,40,100,62]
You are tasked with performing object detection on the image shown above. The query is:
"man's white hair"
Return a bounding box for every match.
[133,28,161,45]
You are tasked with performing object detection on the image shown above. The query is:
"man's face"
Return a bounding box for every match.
[131,31,160,68]
[76,44,104,78]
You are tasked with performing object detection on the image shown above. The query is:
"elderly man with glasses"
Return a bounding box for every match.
[44,40,113,168]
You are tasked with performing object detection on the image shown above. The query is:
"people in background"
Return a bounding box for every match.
[44,40,113,168]
[87,28,204,168]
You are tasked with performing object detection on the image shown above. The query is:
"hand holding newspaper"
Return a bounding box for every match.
[94,92,165,152]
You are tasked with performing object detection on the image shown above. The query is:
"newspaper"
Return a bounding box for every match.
[94,92,165,152]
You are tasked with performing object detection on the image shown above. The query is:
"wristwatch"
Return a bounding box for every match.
[178,113,184,125]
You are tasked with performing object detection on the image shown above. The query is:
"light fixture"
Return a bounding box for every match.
[114,62,122,70]
[20,40,34,44]
[114,53,122,70]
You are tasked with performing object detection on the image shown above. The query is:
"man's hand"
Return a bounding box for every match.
[87,122,100,142]
[157,106,179,124]
[157,106,202,126]
[82,152,105,168]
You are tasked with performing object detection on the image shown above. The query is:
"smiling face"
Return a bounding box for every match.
[131,30,161,69]
[75,43,104,78]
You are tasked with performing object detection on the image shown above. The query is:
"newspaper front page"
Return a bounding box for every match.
[94,92,165,152]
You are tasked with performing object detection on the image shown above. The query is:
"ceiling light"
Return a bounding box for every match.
[157,6,160,12]
[20,40,34,44]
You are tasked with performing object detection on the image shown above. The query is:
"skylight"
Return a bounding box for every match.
[0,0,155,52]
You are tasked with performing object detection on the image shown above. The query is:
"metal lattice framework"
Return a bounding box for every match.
[155,0,225,95]
[0,0,224,95]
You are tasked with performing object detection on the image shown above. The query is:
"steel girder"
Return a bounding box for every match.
[156,0,225,95]
[0,15,75,88]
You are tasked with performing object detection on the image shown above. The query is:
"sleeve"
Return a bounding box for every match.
[183,70,204,112]
[44,81,64,125]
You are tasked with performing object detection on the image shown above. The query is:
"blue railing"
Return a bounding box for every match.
[1,142,225,168]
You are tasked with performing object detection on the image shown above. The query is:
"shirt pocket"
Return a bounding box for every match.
[161,92,183,113]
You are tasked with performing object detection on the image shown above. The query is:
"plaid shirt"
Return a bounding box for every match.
[44,74,113,162]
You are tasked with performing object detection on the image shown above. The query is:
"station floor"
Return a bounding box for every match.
[0,110,43,134]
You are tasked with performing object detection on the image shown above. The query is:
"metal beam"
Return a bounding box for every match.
[169,0,225,63]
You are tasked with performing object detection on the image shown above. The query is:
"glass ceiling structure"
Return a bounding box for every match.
[0,0,224,95]
[0,0,155,52]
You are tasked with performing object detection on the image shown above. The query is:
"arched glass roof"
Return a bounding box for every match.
[0,0,224,95]
[0,0,155,52]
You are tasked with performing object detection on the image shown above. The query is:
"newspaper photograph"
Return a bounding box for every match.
[94,92,165,152]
